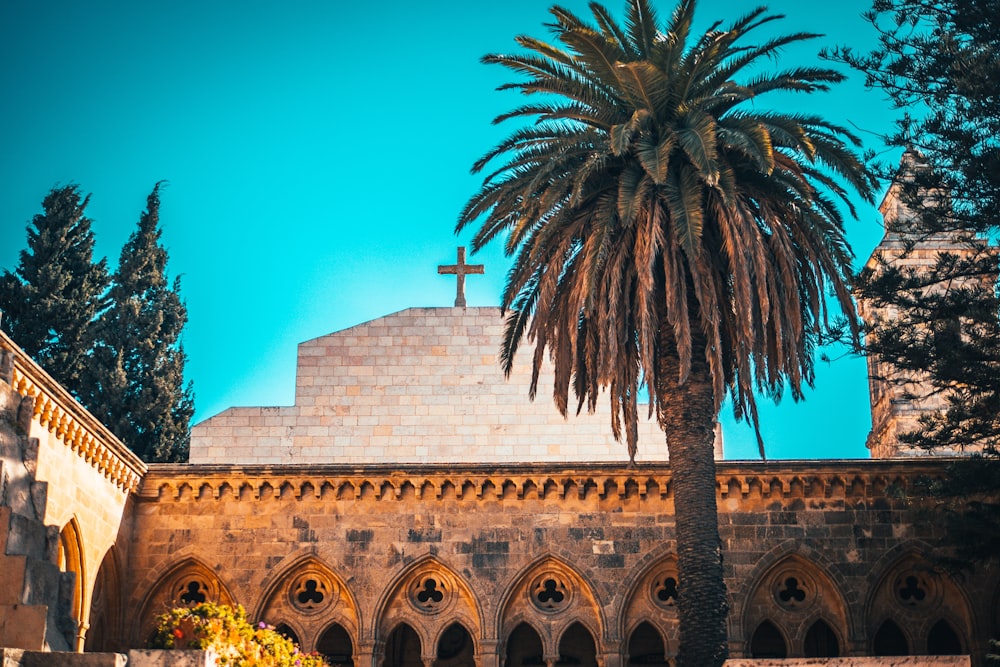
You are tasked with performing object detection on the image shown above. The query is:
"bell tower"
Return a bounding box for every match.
[858,150,994,457]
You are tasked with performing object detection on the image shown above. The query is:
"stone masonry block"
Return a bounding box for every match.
[0,603,47,650]
[722,659,970,667]
[128,649,218,667]
[0,555,25,604]
[18,652,127,667]
[4,513,46,558]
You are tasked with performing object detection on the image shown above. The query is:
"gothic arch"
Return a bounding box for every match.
[373,555,483,664]
[864,546,976,655]
[739,550,849,658]
[253,552,361,654]
[619,554,678,660]
[498,554,605,662]
[57,517,86,650]
[85,545,124,653]
[132,555,236,645]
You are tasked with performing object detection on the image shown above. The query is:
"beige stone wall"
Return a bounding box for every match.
[1,331,145,650]
[122,460,997,665]
[190,308,711,465]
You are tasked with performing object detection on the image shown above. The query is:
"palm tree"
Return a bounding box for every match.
[457,0,875,665]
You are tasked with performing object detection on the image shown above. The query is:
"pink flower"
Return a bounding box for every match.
[258,622,267,629]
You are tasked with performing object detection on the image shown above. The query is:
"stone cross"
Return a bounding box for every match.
[437,246,484,308]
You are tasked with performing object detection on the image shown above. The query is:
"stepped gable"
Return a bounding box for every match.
[189,307,689,465]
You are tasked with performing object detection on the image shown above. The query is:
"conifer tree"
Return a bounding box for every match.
[829,0,1000,453]
[0,185,109,394]
[85,183,193,462]
[830,0,1000,562]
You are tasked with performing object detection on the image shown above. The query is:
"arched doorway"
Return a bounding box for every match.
[383,623,421,667]
[627,622,668,667]
[318,622,354,667]
[504,622,544,667]
[435,622,474,667]
[557,622,597,667]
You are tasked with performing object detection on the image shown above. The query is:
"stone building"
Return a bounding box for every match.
[0,172,998,665]
[857,150,998,458]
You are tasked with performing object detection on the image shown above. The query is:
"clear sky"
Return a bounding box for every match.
[0,0,901,460]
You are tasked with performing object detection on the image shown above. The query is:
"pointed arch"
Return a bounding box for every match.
[626,622,668,667]
[132,555,235,645]
[497,554,605,660]
[253,551,360,652]
[558,622,597,667]
[864,545,975,654]
[749,620,787,659]
[618,552,678,658]
[434,621,475,667]
[318,621,356,667]
[57,517,86,635]
[738,548,849,657]
[803,618,839,658]
[57,516,89,651]
[927,618,963,655]
[872,619,909,656]
[84,545,123,653]
[373,555,483,661]
[382,622,422,667]
[503,622,544,667]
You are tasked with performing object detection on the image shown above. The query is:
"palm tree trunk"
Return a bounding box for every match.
[657,328,728,667]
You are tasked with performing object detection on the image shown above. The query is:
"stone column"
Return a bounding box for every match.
[599,637,622,667]
[357,639,379,667]
[476,638,500,667]
[74,621,89,652]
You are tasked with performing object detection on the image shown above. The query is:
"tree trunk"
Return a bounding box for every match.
[657,330,728,667]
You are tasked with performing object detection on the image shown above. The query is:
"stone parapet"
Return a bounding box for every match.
[724,658,970,666]
[0,648,127,666]
[0,331,146,492]
[138,459,950,504]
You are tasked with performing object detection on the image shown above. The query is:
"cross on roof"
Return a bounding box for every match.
[437,246,484,308]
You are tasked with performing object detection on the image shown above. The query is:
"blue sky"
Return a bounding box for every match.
[0,0,900,460]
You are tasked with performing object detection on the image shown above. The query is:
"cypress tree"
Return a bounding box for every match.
[85,183,193,462]
[0,185,109,394]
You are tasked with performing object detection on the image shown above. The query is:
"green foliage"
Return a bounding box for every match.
[151,602,328,667]
[0,185,109,394]
[82,183,193,462]
[829,0,1000,454]
[1,183,194,462]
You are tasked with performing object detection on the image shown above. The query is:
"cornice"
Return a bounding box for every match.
[1,330,147,492]
[138,459,953,503]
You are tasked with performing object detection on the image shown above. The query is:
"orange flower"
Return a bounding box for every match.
[173,628,184,639]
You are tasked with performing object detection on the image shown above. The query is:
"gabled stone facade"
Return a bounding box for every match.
[189,308,684,465]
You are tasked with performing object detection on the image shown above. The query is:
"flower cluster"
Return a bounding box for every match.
[150,602,328,666]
